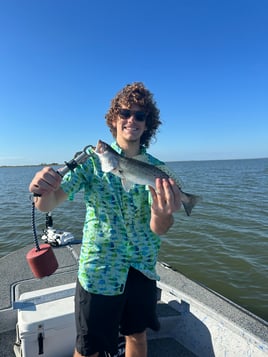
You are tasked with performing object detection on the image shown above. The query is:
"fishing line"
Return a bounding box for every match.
[30,196,41,252]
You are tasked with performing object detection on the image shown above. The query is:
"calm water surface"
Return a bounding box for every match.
[0,159,267,321]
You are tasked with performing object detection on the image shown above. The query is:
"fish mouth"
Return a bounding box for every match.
[95,140,106,154]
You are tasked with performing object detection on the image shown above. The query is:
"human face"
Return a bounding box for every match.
[113,104,147,147]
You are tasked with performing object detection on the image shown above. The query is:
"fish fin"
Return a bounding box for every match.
[121,179,135,192]
[181,191,201,216]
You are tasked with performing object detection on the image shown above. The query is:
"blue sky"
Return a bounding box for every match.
[0,0,267,165]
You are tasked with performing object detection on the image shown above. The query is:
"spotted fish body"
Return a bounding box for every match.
[95,140,199,216]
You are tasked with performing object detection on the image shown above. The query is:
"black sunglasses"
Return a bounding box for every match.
[118,108,146,122]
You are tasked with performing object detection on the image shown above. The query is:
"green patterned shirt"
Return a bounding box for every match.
[61,142,164,295]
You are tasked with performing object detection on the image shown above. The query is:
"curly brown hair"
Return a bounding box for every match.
[105,82,162,148]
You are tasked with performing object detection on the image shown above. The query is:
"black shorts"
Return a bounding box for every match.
[75,267,160,356]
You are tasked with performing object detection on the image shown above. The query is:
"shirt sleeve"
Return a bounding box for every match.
[60,159,93,200]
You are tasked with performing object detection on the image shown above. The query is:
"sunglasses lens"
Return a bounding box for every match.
[135,111,146,122]
[119,109,131,119]
[118,109,146,122]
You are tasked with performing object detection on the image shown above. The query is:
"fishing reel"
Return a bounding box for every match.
[41,228,75,247]
[41,212,76,247]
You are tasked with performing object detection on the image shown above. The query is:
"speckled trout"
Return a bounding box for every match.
[95,140,200,216]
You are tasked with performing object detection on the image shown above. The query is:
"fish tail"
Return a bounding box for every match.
[181,191,201,216]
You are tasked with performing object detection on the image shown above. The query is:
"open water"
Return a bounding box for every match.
[0,158,267,321]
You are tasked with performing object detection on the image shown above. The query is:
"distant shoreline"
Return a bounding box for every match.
[0,163,61,168]
[0,157,267,168]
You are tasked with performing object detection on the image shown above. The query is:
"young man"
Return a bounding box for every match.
[29,82,181,357]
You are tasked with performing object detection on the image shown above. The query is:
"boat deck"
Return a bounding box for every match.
[1,243,267,357]
[1,329,196,357]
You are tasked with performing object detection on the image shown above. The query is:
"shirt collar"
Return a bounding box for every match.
[111,141,146,156]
